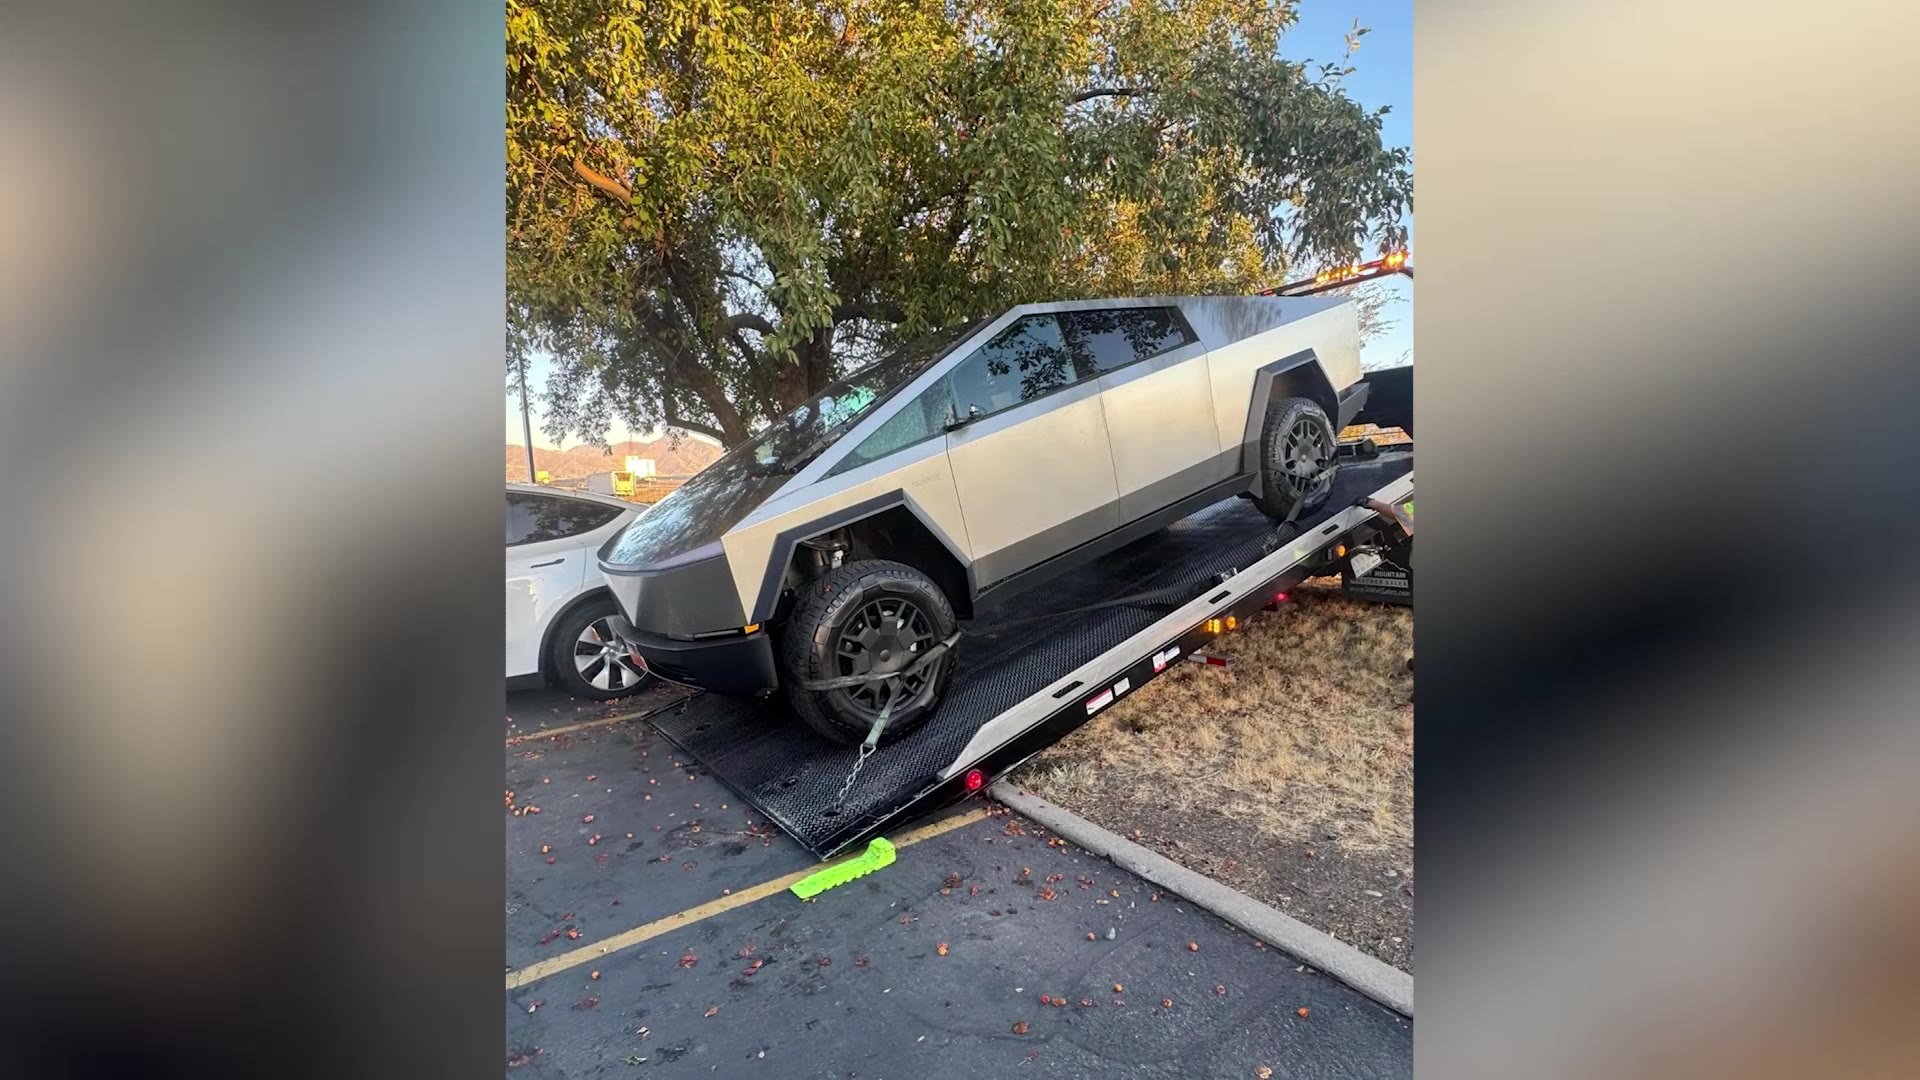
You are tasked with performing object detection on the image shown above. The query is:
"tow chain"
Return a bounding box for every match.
[834,708,887,805]
[797,630,962,806]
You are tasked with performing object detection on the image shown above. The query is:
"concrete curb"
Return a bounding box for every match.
[989,780,1414,1017]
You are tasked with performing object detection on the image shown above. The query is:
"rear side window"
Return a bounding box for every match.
[1059,307,1197,374]
[506,493,625,546]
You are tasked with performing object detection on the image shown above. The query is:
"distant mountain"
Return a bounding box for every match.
[506,434,724,483]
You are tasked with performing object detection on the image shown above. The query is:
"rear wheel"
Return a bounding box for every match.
[548,595,652,700]
[781,559,957,745]
[1252,396,1337,520]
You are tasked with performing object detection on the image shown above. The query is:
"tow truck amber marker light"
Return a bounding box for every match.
[743,623,760,634]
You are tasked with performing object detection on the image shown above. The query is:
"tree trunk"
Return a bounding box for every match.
[673,359,752,446]
[772,355,814,412]
[797,330,836,400]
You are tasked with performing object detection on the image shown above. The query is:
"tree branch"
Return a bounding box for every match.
[727,329,760,365]
[724,311,778,336]
[662,405,727,443]
[572,155,631,203]
[832,299,907,325]
[1070,85,1155,104]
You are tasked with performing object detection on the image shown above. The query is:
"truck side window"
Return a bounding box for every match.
[828,377,956,476]
[945,314,1090,417]
[1059,307,1198,375]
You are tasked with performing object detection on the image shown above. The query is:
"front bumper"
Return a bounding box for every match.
[606,617,779,698]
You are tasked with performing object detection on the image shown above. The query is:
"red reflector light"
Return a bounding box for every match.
[1275,592,1289,604]
[965,769,984,792]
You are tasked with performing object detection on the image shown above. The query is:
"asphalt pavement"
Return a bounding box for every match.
[504,686,1411,1079]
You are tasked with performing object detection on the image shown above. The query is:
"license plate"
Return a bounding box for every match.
[1349,551,1383,578]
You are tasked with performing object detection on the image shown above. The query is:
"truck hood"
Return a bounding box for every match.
[598,457,787,572]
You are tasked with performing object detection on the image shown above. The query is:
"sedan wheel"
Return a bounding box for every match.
[575,616,648,692]
[549,598,653,700]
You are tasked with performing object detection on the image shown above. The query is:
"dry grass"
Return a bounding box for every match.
[1013,581,1413,854]
[1337,423,1412,446]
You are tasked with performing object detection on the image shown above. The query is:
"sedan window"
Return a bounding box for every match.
[507,493,625,546]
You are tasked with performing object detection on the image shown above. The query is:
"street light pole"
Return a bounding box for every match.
[518,358,538,483]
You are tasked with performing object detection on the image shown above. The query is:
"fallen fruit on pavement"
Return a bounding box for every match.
[540,844,549,854]
[590,971,599,980]
[1086,932,1095,941]
[1257,1067,1274,1079]
[546,857,555,865]
[1296,1007,1310,1018]
[1080,998,1093,1007]
[704,1005,719,1018]
[936,942,949,956]
[1189,942,1199,952]
[678,953,697,968]
[583,814,594,823]
[1162,998,1174,1008]
[1216,985,1226,996]
[1039,995,1052,1006]
[1011,1021,1029,1035]
[566,928,580,939]
[1113,983,1124,992]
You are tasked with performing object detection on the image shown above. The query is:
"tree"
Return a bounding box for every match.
[508,0,1412,448]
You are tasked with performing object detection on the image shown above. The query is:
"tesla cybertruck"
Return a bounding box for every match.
[601,294,1370,743]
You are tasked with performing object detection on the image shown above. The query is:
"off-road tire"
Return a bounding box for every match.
[1252,396,1337,520]
[780,559,957,745]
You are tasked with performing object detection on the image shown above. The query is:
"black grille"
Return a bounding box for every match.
[648,456,1411,856]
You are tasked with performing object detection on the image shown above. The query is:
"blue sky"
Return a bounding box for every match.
[1279,0,1414,369]
[508,1,1413,447]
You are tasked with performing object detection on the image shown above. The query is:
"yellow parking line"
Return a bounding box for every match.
[504,696,694,746]
[505,807,987,990]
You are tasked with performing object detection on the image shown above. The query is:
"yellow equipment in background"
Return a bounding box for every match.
[612,471,636,498]
[534,469,552,485]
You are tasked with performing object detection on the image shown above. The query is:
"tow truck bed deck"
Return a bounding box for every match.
[648,450,1411,858]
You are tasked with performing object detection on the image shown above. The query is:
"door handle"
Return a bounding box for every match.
[530,558,565,568]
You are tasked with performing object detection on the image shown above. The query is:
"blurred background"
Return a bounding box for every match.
[0,4,504,1078]
[1417,1,1920,1077]
[0,1,1915,1079]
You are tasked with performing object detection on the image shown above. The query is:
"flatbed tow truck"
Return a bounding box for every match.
[639,256,1415,860]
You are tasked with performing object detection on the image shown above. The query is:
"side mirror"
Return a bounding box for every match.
[944,403,985,432]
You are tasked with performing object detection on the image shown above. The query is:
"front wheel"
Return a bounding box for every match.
[780,559,957,745]
[1252,396,1337,520]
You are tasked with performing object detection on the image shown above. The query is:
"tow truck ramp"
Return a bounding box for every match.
[644,448,1412,859]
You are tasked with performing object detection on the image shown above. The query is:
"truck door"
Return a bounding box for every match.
[1060,305,1226,521]
[941,312,1121,590]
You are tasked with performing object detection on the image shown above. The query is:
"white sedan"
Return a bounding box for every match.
[505,483,652,699]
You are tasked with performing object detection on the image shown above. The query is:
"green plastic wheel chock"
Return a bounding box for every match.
[790,837,896,900]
